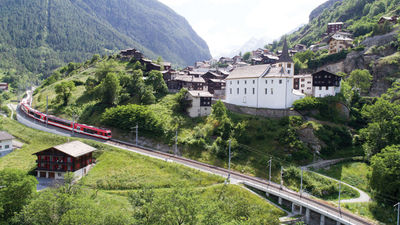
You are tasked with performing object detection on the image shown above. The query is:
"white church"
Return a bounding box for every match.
[225,39,305,109]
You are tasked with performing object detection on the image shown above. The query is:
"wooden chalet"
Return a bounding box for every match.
[378,16,398,24]
[167,75,206,91]
[120,49,143,60]
[34,141,96,180]
[312,70,341,87]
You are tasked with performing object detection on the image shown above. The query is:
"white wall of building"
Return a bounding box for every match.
[298,76,313,95]
[226,76,304,109]
[187,95,212,117]
[313,86,340,98]
[0,139,13,157]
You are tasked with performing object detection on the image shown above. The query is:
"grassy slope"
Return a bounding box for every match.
[0,117,284,222]
[315,161,371,193]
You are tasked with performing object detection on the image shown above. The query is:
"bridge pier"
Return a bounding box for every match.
[292,203,295,213]
[336,222,340,225]
[305,208,310,224]
[320,215,325,225]
[278,197,282,205]
[300,205,303,215]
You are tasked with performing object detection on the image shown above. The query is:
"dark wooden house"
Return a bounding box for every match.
[34,141,96,179]
[167,76,206,91]
[312,70,341,87]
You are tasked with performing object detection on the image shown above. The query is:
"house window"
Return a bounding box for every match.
[230,88,232,94]
[4,145,9,149]
[244,88,247,94]
[237,88,239,94]
[301,78,305,82]
[265,88,268,95]
[253,88,255,95]
[287,63,291,68]
[67,157,72,163]
[319,86,322,90]
[279,80,282,84]
[253,80,255,84]
[271,88,273,95]
[278,64,282,67]
[326,86,329,90]
[0,146,2,149]
[301,84,305,87]
[307,81,311,84]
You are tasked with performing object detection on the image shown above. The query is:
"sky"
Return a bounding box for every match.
[159,0,327,58]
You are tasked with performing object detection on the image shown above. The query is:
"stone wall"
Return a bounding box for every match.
[220,101,301,118]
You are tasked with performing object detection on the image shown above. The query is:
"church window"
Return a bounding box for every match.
[237,81,239,84]
[237,88,239,94]
[230,88,232,94]
[230,81,232,85]
[253,80,255,84]
[271,88,273,95]
[253,88,255,94]
[244,88,247,94]
[271,80,274,84]
[265,88,268,95]
[279,80,282,84]
[245,80,247,84]
[265,80,268,84]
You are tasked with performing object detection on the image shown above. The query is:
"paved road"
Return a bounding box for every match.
[14,106,374,225]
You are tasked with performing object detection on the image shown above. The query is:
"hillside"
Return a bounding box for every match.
[0,0,211,89]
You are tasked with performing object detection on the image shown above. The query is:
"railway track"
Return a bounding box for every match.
[108,139,374,225]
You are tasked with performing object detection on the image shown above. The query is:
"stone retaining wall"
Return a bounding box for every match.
[219,101,302,118]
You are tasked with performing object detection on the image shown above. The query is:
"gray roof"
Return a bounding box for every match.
[37,141,96,158]
[188,91,213,98]
[0,131,14,141]
[277,38,293,63]
[263,66,291,77]
[175,75,205,83]
[226,64,270,80]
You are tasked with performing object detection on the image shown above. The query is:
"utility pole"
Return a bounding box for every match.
[395,202,400,225]
[174,129,178,155]
[338,181,342,214]
[280,166,283,190]
[45,96,48,127]
[300,167,304,197]
[268,157,272,185]
[227,139,232,183]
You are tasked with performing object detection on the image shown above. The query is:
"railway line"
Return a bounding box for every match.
[107,139,374,225]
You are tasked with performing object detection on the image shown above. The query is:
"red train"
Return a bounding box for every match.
[20,103,112,140]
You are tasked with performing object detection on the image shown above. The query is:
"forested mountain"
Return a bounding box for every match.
[0,0,211,90]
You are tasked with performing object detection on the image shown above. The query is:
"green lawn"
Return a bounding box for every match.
[315,161,371,193]
[341,202,397,224]
[0,117,285,223]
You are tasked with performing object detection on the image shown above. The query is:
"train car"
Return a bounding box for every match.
[74,124,112,140]
[47,115,73,131]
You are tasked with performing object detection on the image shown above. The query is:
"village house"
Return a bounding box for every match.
[378,16,398,24]
[294,44,307,52]
[225,39,304,109]
[251,54,279,65]
[327,22,344,34]
[328,36,353,54]
[119,48,144,60]
[186,91,213,117]
[162,62,172,70]
[0,83,8,91]
[293,74,313,95]
[0,131,14,157]
[34,141,96,180]
[312,70,341,98]
[167,75,207,92]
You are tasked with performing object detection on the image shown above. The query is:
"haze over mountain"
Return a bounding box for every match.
[0,0,211,84]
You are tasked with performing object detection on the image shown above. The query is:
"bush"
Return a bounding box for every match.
[316,125,353,156]
[308,50,348,69]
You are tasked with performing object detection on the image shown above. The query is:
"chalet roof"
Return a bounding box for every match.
[328,22,344,25]
[294,74,312,78]
[226,64,270,80]
[174,76,205,83]
[162,62,171,67]
[209,79,226,83]
[0,131,14,141]
[312,70,340,77]
[330,36,353,41]
[277,38,293,63]
[188,91,213,98]
[262,54,279,60]
[35,141,96,158]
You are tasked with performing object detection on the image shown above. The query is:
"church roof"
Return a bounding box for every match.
[277,38,293,63]
[226,64,270,80]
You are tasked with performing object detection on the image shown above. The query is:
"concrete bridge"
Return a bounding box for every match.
[244,182,373,225]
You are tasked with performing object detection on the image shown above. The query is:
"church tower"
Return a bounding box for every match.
[276,38,294,76]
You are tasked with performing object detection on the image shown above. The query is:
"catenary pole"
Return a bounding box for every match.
[174,129,178,155]
[269,157,272,185]
[135,124,138,146]
[46,96,48,127]
[227,139,232,183]
[395,202,400,225]
[338,181,342,213]
[300,167,303,197]
[280,166,283,190]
